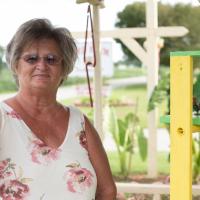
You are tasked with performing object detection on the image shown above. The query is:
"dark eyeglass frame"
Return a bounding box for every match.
[20,54,63,66]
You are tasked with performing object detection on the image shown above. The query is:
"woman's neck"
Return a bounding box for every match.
[15,89,59,116]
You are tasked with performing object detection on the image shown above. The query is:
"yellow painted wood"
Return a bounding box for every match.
[170,56,193,200]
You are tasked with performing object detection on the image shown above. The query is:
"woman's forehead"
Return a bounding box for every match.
[22,38,61,53]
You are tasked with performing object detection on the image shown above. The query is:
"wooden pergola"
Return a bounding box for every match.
[75,0,188,178]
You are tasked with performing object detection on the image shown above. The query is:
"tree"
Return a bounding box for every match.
[115,2,200,66]
[0,45,6,71]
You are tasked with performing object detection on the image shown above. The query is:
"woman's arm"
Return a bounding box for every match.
[84,116,117,200]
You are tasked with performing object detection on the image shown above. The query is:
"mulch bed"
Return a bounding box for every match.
[114,174,169,184]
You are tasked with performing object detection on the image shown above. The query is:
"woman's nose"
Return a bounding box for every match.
[35,58,49,70]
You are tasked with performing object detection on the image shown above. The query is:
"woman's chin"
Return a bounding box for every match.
[31,81,52,90]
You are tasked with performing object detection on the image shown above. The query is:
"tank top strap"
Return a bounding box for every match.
[68,105,85,132]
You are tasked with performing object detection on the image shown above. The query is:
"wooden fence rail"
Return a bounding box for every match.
[116,182,200,200]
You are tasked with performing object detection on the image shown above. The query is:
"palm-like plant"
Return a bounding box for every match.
[105,106,147,178]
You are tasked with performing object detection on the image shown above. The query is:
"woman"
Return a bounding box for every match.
[0,18,116,200]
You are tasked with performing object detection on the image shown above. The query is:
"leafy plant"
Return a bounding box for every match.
[148,71,200,182]
[193,74,200,115]
[192,135,200,183]
[105,106,147,178]
[148,71,170,113]
[148,70,200,115]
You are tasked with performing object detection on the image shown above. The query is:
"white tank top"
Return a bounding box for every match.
[0,102,97,200]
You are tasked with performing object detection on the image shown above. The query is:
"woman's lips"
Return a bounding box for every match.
[33,74,50,77]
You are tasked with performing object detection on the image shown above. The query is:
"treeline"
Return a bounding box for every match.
[115,2,200,66]
[0,46,6,70]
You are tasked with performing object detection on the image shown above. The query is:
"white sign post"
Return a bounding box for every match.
[76,0,104,140]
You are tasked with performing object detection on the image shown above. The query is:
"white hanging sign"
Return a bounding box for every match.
[70,41,113,77]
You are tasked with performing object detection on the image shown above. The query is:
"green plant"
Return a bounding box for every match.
[105,106,147,178]
[192,135,200,183]
[148,71,170,113]
[193,74,200,115]
[149,71,200,183]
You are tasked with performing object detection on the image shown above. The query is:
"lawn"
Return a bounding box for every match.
[60,84,168,128]
[107,151,169,176]
[111,66,147,79]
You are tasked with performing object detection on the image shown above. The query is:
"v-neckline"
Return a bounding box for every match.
[1,101,71,150]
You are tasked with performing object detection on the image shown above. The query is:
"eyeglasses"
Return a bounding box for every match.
[21,54,62,66]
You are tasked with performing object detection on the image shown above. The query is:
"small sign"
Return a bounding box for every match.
[70,41,113,77]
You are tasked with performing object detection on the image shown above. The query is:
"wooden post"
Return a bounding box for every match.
[170,55,193,200]
[146,0,159,178]
[92,5,104,139]
[75,0,104,139]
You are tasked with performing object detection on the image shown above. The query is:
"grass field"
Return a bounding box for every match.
[61,84,168,128]
[107,151,169,176]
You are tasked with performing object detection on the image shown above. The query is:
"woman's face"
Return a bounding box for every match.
[16,39,64,92]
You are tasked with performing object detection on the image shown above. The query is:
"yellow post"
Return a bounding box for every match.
[170,55,193,200]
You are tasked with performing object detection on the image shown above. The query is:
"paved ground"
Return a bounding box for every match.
[0,76,169,152]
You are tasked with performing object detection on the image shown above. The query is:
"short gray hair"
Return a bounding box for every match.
[6,18,77,84]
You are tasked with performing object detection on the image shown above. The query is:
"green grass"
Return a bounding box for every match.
[108,84,168,128]
[113,67,147,79]
[0,68,17,93]
[60,84,168,128]
[109,84,147,127]
[107,151,169,176]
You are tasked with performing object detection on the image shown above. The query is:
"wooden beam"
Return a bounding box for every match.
[156,26,189,37]
[116,183,200,196]
[120,37,148,66]
[76,0,105,8]
[72,26,188,39]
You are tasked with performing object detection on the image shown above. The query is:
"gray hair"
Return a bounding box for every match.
[6,18,77,85]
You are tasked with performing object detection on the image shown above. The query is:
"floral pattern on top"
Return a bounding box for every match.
[64,162,94,193]
[29,138,61,165]
[0,158,31,200]
[6,110,22,120]
[0,158,15,179]
[76,122,88,150]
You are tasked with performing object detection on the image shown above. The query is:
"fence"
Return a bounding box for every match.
[116,182,200,200]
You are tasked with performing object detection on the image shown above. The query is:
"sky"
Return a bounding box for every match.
[0,0,199,61]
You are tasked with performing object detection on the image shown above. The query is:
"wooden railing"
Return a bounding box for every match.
[116,182,200,200]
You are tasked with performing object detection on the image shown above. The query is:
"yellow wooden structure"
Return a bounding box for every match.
[161,51,200,200]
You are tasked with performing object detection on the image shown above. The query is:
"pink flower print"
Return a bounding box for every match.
[64,162,93,193]
[76,130,88,150]
[30,139,61,165]
[0,179,29,200]
[6,111,21,120]
[0,159,15,179]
